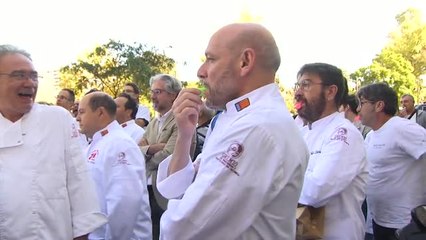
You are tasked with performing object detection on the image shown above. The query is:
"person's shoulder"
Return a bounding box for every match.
[111,127,139,145]
[138,104,149,110]
[417,109,426,117]
[34,104,72,119]
[330,115,363,139]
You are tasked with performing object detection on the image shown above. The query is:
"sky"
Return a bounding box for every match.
[2,0,426,103]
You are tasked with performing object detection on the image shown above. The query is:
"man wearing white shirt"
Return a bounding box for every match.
[0,44,107,240]
[124,82,151,128]
[115,92,145,143]
[77,92,152,240]
[357,83,426,240]
[156,23,309,240]
[294,63,368,240]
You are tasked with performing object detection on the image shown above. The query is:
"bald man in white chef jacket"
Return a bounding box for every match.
[77,92,152,240]
[156,23,310,240]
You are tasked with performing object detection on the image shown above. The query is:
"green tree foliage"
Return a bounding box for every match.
[350,8,426,102]
[58,40,175,98]
[350,47,417,96]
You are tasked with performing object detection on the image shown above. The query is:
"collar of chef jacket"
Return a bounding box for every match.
[0,110,33,148]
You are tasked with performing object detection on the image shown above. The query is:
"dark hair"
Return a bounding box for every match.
[297,63,348,107]
[85,88,99,95]
[88,93,117,117]
[344,94,358,115]
[118,92,138,119]
[62,88,75,102]
[356,82,398,116]
[125,82,140,95]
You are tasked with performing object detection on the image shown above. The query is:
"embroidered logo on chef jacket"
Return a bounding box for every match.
[101,129,109,136]
[235,98,250,112]
[71,123,79,138]
[216,141,244,176]
[112,152,130,167]
[88,149,99,164]
[330,127,349,145]
[121,123,128,128]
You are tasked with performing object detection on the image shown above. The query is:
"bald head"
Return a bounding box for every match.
[197,23,281,109]
[77,92,117,138]
[213,23,281,72]
[85,92,117,118]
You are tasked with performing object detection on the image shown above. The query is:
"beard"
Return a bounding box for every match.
[204,69,237,111]
[296,91,327,123]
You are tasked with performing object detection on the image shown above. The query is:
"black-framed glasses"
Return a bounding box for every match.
[0,70,39,82]
[294,80,325,92]
[123,89,135,94]
[358,99,375,108]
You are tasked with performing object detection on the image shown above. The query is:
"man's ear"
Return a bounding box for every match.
[325,85,338,102]
[97,107,105,117]
[125,108,133,118]
[375,101,385,112]
[240,48,255,76]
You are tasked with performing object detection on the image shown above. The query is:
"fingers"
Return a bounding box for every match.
[173,88,203,115]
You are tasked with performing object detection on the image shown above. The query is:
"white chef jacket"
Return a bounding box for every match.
[85,120,152,240]
[157,83,309,240]
[136,105,151,123]
[365,116,426,229]
[0,104,107,240]
[121,119,145,143]
[299,112,368,240]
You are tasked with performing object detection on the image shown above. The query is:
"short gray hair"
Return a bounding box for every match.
[0,44,32,60]
[149,74,182,94]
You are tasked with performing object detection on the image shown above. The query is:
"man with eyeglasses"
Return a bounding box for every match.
[56,88,75,112]
[0,45,107,239]
[138,73,195,240]
[294,63,367,239]
[356,83,426,240]
[123,82,151,128]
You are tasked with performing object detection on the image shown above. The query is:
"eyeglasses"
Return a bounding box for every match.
[294,80,325,92]
[150,89,167,96]
[123,89,134,94]
[0,71,39,82]
[358,100,375,108]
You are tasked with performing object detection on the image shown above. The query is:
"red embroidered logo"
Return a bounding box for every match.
[330,127,349,145]
[216,142,244,176]
[88,149,99,164]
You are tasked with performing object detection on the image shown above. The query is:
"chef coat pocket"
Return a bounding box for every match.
[38,172,67,199]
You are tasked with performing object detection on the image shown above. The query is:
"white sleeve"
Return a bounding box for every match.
[299,126,366,207]
[396,122,426,160]
[136,105,151,122]
[157,155,196,199]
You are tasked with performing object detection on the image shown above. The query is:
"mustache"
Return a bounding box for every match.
[294,95,305,102]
